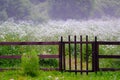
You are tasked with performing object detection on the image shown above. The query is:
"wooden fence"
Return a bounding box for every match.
[0,42,61,71]
[0,36,120,74]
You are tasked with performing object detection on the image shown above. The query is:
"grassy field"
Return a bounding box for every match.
[0,70,120,80]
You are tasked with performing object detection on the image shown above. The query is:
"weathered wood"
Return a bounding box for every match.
[0,54,59,59]
[74,35,77,74]
[97,41,120,45]
[68,35,71,71]
[0,68,59,71]
[86,35,88,75]
[65,70,93,72]
[63,41,94,44]
[99,55,120,58]
[99,68,120,71]
[80,35,83,74]
[92,43,95,72]
[95,36,99,74]
[40,68,59,71]
[0,42,60,45]
[63,43,65,71]
[0,55,21,59]
[59,36,63,71]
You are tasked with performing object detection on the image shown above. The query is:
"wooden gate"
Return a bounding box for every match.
[60,35,96,74]
[60,36,120,74]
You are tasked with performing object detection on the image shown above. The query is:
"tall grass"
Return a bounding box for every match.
[0,71,120,80]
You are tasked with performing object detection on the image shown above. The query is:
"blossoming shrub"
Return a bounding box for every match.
[21,50,39,77]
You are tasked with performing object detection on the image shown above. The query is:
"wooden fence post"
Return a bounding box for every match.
[80,35,83,74]
[74,35,77,74]
[59,36,63,72]
[68,35,71,72]
[94,36,99,73]
[92,42,95,72]
[86,35,89,75]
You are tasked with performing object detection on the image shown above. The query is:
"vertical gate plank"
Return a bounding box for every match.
[59,36,63,71]
[68,35,71,71]
[92,43,95,72]
[86,35,88,75]
[80,35,83,74]
[74,35,77,74]
[96,38,99,72]
[95,36,99,73]
[63,42,66,71]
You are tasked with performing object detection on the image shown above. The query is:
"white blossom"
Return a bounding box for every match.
[0,19,120,41]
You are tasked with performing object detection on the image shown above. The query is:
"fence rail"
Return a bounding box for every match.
[0,36,120,74]
[0,42,60,45]
[0,54,59,59]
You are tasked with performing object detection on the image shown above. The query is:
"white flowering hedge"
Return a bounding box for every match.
[0,19,120,41]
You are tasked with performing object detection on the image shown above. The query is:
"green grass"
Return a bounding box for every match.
[0,70,120,80]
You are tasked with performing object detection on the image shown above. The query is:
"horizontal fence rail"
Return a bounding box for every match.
[0,42,60,45]
[0,54,59,59]
[99,55,120,58]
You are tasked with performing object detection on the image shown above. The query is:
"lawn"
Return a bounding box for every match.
[0,70,120,80]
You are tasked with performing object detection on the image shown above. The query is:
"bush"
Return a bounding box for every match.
[21,50,39,77]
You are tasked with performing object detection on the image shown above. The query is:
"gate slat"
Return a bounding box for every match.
[74,36,77,74]
[68,35,71,71]
[86,35,88,75]
[80,35,83,74]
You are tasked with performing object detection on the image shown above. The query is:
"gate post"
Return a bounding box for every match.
[94,36,99,73]
[59,36,63,72]
[92,42,95,72]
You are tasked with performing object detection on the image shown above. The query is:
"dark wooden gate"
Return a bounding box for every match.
[60,35,96,74]
[60,36,120,74]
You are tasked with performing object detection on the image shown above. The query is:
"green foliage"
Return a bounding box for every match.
[0,59,21,68]
[0,45,21,68]
[99,45,120,68]
[21,50,39,77]
[82,44,92,61]
[40,59,58,68]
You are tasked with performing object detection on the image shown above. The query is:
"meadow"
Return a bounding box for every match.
[0,70,120,80]
[0,19,120,79]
